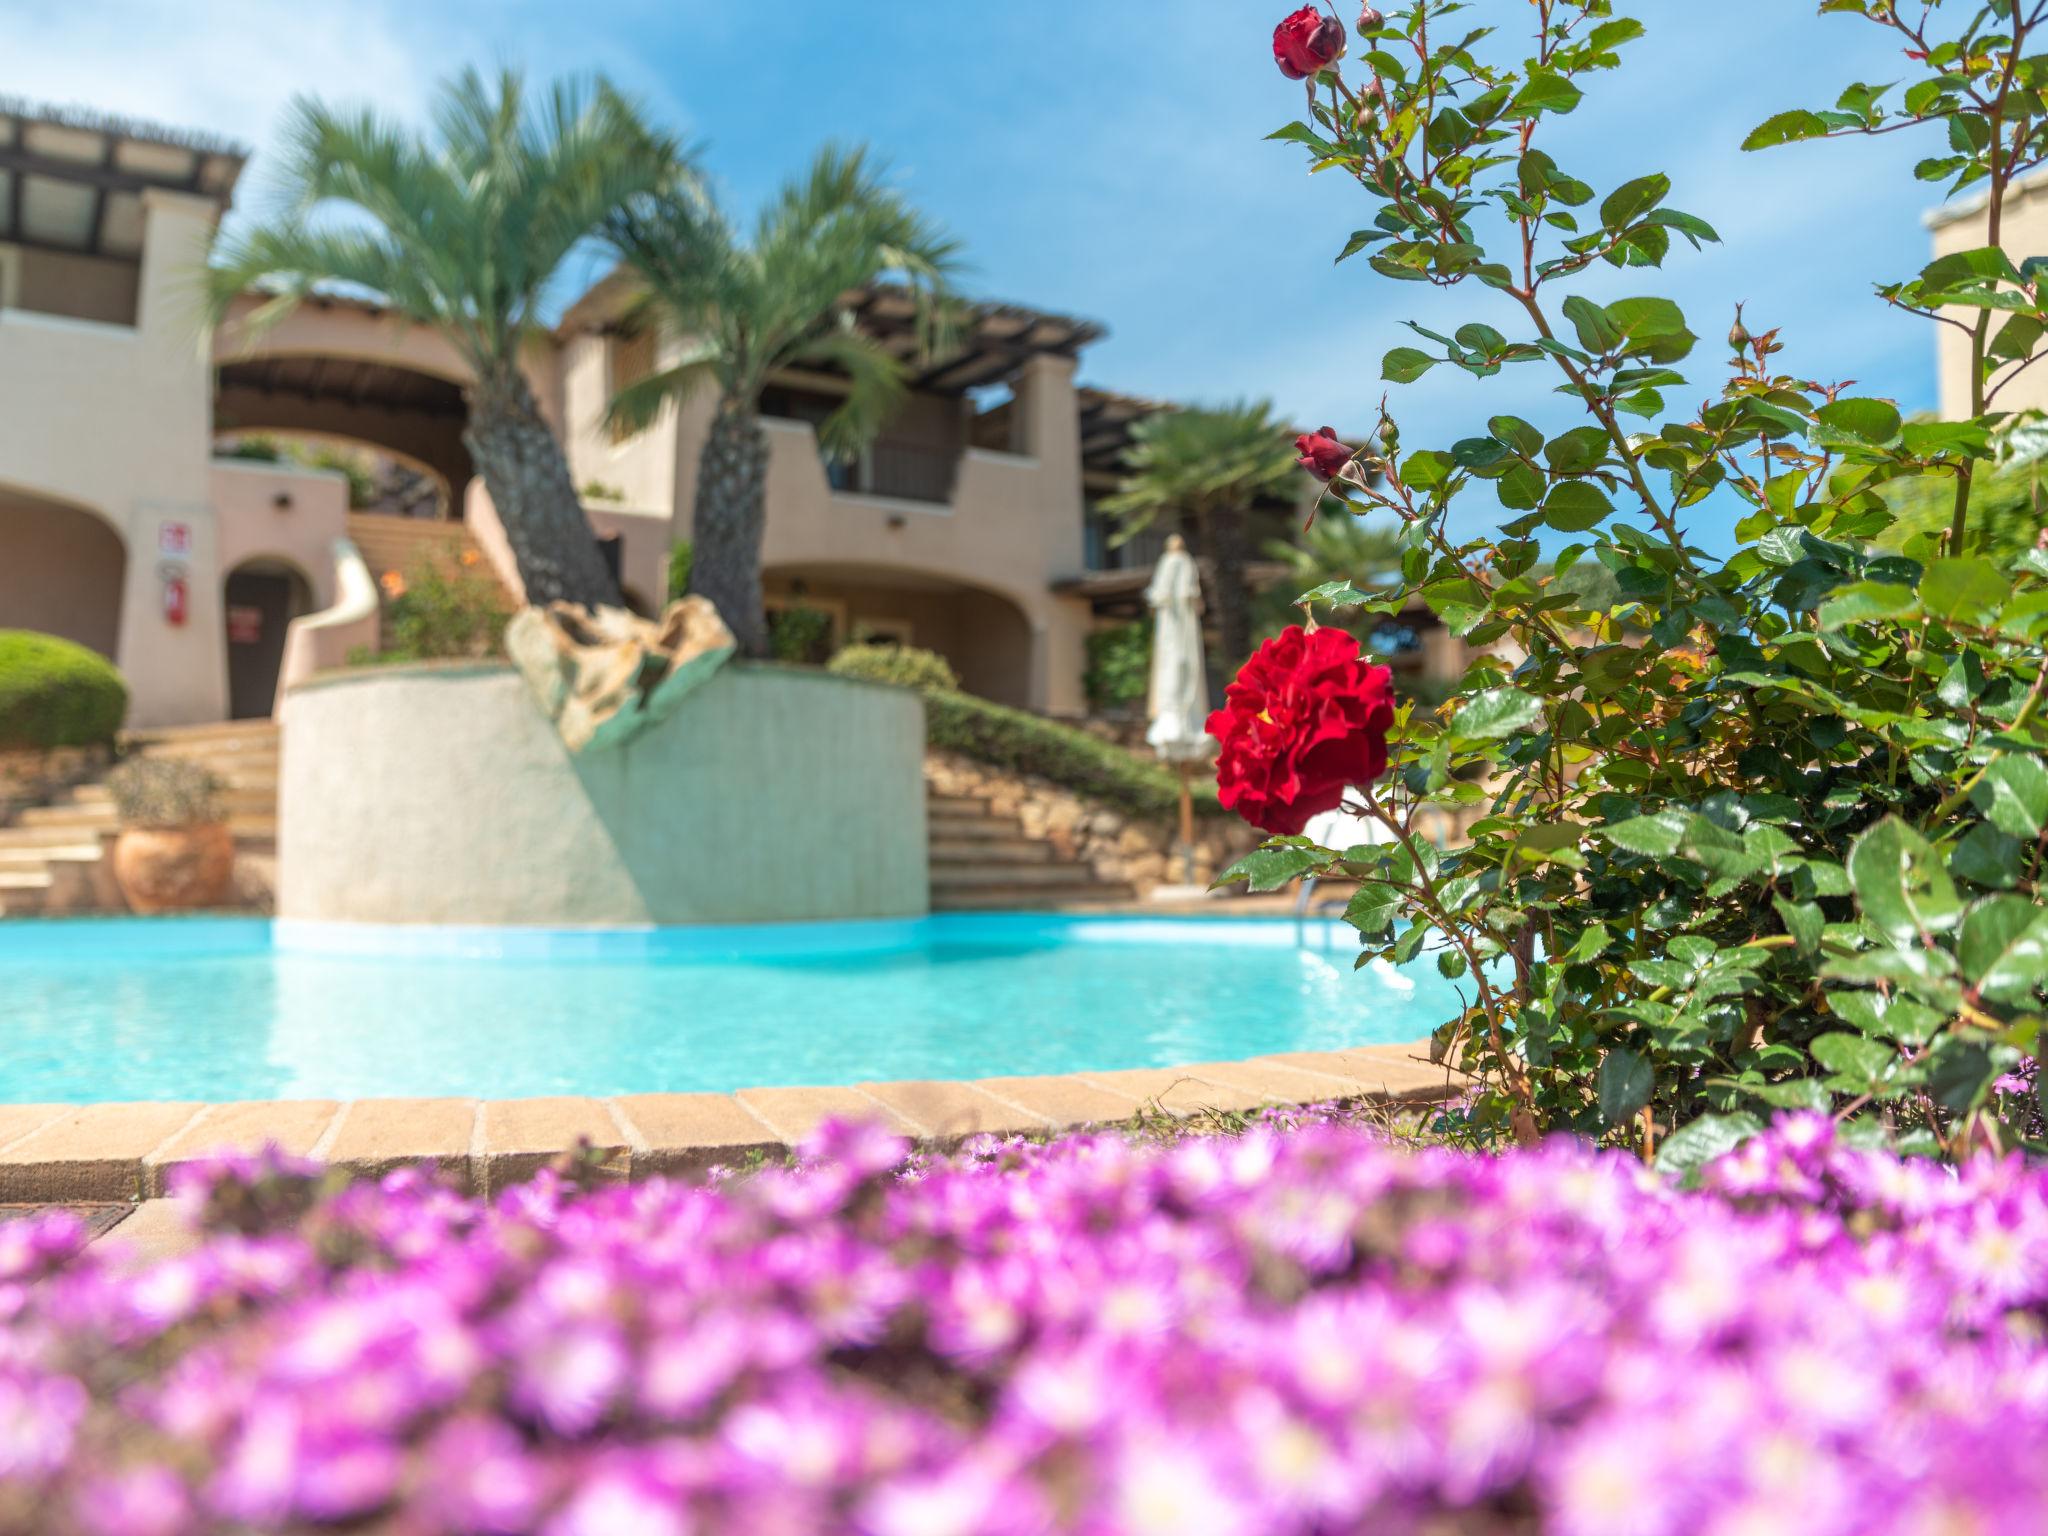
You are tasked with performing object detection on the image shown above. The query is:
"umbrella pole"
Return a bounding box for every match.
[1176,761,1195,886]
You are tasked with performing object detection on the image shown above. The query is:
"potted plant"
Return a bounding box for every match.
[106,757,233,913]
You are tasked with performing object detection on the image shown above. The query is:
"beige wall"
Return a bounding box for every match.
[0,188,226,725]
[762,572,1034,705]
[1930,171,2048,419]
[211,461,351,611]
[279,662,928,924]
[7,245,141,326]
[0,494,127,657]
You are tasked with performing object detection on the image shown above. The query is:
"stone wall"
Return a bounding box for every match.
[925,751,1258,894]
[0,746,107,824]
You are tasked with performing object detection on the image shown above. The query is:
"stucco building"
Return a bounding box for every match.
[2,99,1313,731]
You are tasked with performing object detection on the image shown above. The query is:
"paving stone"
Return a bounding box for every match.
[972,1074,1149,1130]
[731,1086,920,1145]
[0,1102,203,1202]
[145,1100,343,1194]
[857,1079,1050,1144]
[104,1200,204,1266]
[1253,1049,1458,1100]
[0,1104,64,1153]
[1076,1067,1269,1116]
[1184,1057,1380,1104]
[477,1098,629,1195]
[610,1094,782,1176]
[323,1099,478,1190]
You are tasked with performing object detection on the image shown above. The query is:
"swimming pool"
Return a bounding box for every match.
[0,915,1455,1103]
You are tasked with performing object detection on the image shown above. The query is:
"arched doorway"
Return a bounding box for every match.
[0,491,125,658]
[763,563,1036,706]
[222,558,314,719]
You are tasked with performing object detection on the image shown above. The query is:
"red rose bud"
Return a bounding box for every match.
[1295,426,1353,481]
[1357,5,1385,29]
[1208,626,1395,837]
[1273,6,1346,80]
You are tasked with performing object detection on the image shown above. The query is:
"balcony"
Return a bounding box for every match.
[822,440,961,505]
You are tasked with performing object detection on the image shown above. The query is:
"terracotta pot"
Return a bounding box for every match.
[110,823,235,914]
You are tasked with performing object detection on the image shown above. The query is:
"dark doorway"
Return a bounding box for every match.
[224,562,312,719]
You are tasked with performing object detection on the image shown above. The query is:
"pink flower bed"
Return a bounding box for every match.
[4,1115,2048,1534]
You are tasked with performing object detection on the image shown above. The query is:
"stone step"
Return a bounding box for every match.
[0,869,55,890]
[925,806,1004,829]
[0,814,275,849]
[125,719,281,746]
[0,842,100,866]
[53,785,275,815]
[134,735,279,761]
[932,883,1137,910]
[930,862,1114,890]
[928,837,1053,864]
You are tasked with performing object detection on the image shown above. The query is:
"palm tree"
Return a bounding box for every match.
[207,69,685,607]
[1100,401,1301,669]
[1257,513,1406,636]
[603,145,961,657]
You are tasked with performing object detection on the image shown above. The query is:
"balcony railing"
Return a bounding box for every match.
[825,441,960,505]
[1082,519,1169,572]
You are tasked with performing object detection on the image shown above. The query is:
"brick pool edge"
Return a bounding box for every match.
[0,1043,1455,1204]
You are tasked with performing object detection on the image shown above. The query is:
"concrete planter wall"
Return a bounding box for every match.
[279,662,927,925]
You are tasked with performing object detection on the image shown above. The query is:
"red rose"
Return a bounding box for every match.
[1273,7,1345,80]
[1295,426,1353,481]
[1207,626,1395,837]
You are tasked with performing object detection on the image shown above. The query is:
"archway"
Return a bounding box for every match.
[763,562,1036,706]
[0,490,125,658]
[214,355,473,516]
[222,557,314,719]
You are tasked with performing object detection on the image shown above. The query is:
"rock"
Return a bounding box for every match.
[506,596,735,754]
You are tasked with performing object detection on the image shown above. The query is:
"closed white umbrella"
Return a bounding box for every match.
[1144,534,1216,886]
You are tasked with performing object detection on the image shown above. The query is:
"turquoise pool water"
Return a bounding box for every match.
[0,915,1454,1103]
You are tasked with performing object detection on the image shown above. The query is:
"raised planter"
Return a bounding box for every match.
[279,660,928,925]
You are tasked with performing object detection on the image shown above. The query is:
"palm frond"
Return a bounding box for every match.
[601,345,721,438]
[1101,400,1301,526]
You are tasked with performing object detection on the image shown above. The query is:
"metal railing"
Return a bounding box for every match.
[827,441,960,505]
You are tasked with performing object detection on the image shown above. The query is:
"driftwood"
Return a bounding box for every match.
[506,597,736,753]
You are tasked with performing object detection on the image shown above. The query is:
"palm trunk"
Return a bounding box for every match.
[690,402,772,658]
[463,369,621,609]
[1204,503,1254,669]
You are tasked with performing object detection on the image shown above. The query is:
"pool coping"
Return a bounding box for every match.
[0,1042,1457,1204]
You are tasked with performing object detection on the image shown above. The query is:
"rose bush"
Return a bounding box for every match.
[8,1120,2048,1534]
[1210,624,1395,834]
[1226,0,2048,1158]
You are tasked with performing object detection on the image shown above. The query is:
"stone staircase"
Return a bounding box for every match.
[345,513,513,650]
[0,721,280,916]
[927,787,1136,911]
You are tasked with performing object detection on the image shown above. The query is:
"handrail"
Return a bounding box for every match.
[273,536,381,715]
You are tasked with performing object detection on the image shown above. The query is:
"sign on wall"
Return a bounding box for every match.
[226,606,264,645]
[158,521,191,559]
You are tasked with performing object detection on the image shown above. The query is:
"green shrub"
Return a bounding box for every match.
[926,692,1223,821]
[1083,623,1151,714]
[828,643,960,693]
[768,606,833,665]
[665,539,693,602]
[0,631,128,750]
[106,756,222,828]
[378,555,512,663]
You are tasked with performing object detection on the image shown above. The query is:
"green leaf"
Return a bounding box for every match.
[1654,1111,1762,1180]
[1542,481,1614,531]
[1952,823,2024,889]
[1959,895,2048,1004]
[1382,346,1439,383]
[1927,1039,1997,1113]
[1343,883,1403,938]
[1919,557,2008,626]
[1597,1047,1654,1125]
[1813,397,1902,445]
[1300,581,1376,607]
[1773,896,1824,958]
[1811,1031,1897,1087]
[1847,816,1962,945]
[1511,71,1584,116]
[1742,110,1830,150]
[1599,810,1692,858]
[1603,296,1695,363]
[1561,294,1623,352]
[1451,687,1543,741]
[1489,415,1546,458]
[1267,121,1338,155]
[1600,173,1671,229]
[1816,580,1919,629]
[1973,756,2048,838]
[1218,845,1323,894]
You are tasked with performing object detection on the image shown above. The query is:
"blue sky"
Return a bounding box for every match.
[7,0,1956,546]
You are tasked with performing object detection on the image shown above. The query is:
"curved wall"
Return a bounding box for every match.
[280,662,927,925]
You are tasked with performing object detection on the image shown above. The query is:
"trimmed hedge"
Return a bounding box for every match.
[0,630,127,750]
[829,642,1219,820]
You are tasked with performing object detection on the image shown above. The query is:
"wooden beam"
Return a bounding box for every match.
[0,146,177,198]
